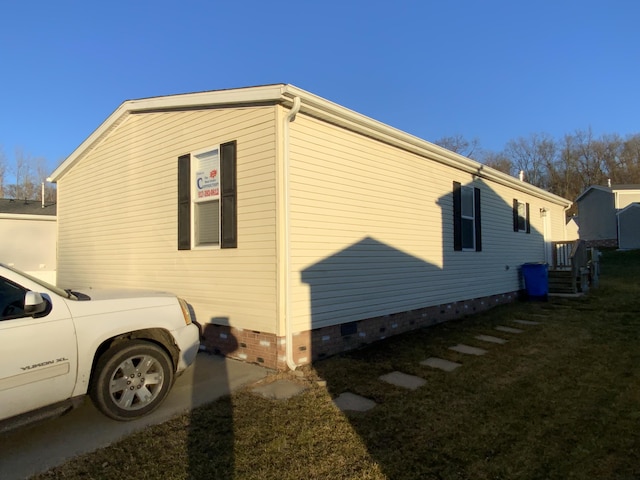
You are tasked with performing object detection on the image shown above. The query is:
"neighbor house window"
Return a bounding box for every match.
[178,141,237,250]
[453,181,482,251]
[513,199,530,233]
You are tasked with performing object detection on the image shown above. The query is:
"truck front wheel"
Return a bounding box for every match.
[90,340,174,421]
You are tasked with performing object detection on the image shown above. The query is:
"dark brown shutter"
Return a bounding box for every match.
[177,154,191,250]
[513,199,519,232]
[474,187,482,251]
[525,203,531,234]
[453,181,462,251]
[220,141,237,248]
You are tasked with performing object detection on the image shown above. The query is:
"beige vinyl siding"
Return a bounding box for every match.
[287,113,566,332]
[57,106,279,333]
[615,190,640,209]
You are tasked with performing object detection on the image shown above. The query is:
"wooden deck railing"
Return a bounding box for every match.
[550,240,599,293]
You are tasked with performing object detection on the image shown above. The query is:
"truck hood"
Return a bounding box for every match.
[72,288,177,301]
[62,287,181,319]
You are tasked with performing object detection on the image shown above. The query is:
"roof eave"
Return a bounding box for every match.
[48,84,289,182]
[49,83,572,207]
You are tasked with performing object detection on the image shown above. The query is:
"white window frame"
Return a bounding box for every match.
[191,146,222,249]
[516,200,528,232]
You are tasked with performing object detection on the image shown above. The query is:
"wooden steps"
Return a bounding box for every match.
[548,269,577,294]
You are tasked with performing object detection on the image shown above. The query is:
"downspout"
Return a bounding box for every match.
[283,96,301,371]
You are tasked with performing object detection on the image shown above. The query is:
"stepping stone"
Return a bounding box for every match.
[513,319,541,325]
[420,357,462,372]
[495,326,524,334]
[475,334,508,345]
[333,392,377,412]
[379,371,426,390]
[252,380,306,400]
[448,344,487,356]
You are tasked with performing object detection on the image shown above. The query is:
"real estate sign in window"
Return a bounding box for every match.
[193,149,220,246]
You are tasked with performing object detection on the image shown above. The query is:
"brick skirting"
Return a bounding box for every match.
[201,290,520,370]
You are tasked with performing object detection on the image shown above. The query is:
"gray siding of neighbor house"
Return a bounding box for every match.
[618,205,640,250]
[577,189,617,241]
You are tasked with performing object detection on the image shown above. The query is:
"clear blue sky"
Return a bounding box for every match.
[1,0,638,177]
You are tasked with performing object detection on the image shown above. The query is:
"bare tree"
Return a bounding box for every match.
[618,134,640,184]
[480,150,513,175]
[433,134,481,159]
[570,128,608,188]
[503,133,556,188]
[3,147,56,203]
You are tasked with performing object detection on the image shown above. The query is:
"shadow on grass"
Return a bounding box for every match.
[188,322,237,480]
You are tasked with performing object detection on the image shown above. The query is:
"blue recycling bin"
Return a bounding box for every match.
[521,262,549,300]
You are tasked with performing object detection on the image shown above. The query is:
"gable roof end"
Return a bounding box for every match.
[616,202,640,216]
[49,84,571,208]
[575,185,612,203]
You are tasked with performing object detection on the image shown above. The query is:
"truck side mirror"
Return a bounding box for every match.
[24,291,48,316]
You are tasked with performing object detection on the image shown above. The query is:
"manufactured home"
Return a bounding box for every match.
[0,198,56,283]
[49,84,572,370]
[576,184,640,248]
[617,203,640,250]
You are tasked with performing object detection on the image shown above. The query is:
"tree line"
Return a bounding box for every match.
[435,129,640,215]
[0,146,57,203]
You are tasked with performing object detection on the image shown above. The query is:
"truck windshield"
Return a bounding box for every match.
[1,264,78,300]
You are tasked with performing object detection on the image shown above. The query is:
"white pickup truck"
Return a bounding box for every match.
[0,264,200,431]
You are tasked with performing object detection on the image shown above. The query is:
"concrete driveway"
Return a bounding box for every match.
[0,353,268,480]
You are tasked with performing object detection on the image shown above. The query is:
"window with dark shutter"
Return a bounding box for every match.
[177,154,191,250]
[513,199,530,234]
[220,140,237,248]
[453,182,462,251]
[474,187,482,251]
[177,140,238,250]
[453,182,481,251]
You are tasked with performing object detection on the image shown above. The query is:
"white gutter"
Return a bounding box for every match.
[49,82,572,208]
[0,214,57,221]
[283,96,301,371]
[280,85,571,208]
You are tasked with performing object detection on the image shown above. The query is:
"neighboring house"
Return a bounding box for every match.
[566,216,579,241]
[617,203,640,250]
[48,84,572,370]
[0,198,57,283]
[575,184,640,248]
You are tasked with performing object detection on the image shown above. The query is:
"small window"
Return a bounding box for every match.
[178,141,237,250]
[453,182,482,251]
[460,186,475,250]
[513,199,530,233]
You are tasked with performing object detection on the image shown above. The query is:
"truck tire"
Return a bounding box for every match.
[90,340,174,421]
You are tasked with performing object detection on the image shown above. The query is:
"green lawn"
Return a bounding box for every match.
[35,250,640,480]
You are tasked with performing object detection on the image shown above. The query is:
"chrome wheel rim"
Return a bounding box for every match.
[108,354,165,411]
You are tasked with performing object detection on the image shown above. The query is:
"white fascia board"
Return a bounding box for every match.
[0,214,57,221]
[282,86,572,207]
[48,82,572,207]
